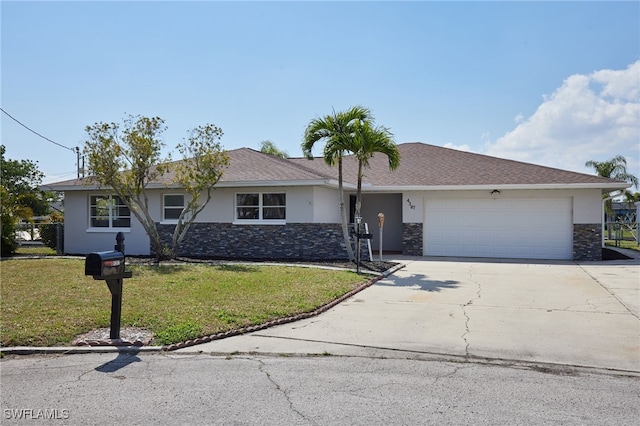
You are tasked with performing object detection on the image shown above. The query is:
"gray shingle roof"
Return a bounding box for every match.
[290,142,623,187]
[45,142,626,190]
[221,148,333,182]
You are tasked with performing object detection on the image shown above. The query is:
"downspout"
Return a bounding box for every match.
[602,190,624,247]
[636,201,640,245]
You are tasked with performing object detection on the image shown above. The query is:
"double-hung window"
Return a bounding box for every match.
[163,194,185,222]
[90,195,130,229]
[236,193,286,222]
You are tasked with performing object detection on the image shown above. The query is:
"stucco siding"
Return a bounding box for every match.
[312,187,341,223]
[572,189,604,223]
[403,189,603,225]
[63,191,150,255]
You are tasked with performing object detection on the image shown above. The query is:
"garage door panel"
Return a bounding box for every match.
[424,198,572,260]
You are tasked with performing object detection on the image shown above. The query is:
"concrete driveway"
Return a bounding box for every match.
[180,256,640,372]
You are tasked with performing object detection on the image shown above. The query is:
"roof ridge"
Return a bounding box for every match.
[241,147,334,180]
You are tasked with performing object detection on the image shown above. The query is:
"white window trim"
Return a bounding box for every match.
[88,194,131,231]
[161,193,187,224]
[233,192,286,225]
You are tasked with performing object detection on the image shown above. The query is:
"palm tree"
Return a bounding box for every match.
[302,106,371,261]
[585,155,639,217]
[586,155,639,239]
[350,120,400,266]
[352,120,400,230]
[585,155,638,187]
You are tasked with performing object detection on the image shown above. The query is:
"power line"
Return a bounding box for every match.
[0,107,76,153]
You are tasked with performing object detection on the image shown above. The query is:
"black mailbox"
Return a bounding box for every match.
[85,233,132,340]
[85,251,126,278]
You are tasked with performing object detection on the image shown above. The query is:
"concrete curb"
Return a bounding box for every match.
[1,346,164,355]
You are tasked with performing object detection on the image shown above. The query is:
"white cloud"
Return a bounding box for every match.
[444,142,471,152]
[514,113,524,124]
[484,61,640,181]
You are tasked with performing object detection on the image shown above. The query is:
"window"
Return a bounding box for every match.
[90,195,130,228]
[236,193,286,221]
[163,194,185,221]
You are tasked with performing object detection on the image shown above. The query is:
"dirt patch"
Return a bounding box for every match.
[72,327,154,347]
[602,248,632,260]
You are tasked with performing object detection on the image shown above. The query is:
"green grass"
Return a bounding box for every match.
[0,258,367,347]
[14,245,57,256]
[605,239,640,252]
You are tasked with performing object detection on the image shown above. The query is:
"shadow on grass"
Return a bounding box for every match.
[216,264,260,273]
[129,264,189,274]
[376,273,459,292]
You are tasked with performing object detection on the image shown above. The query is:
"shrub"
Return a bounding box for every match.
[1,220,18,256]
[39,223,63,251]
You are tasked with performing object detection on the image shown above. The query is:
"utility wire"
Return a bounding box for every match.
[0,107,76,153]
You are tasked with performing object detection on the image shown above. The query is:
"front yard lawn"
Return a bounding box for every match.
[0,258,368,347]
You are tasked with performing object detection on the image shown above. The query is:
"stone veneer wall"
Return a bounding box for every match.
[157,223,372,261]
[573,223,602,261]
[402,223,423,256]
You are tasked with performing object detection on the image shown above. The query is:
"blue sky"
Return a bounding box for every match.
[2,1,639,185]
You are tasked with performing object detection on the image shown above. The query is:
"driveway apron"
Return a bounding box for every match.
[181,257,640,372]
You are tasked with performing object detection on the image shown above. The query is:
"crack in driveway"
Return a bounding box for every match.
[461,266,482,357]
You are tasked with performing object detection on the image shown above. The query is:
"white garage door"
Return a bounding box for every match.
[424,198,573,260]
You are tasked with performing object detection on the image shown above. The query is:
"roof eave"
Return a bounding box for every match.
[43,179,341,191]
[215,179,338,188]
[360,183,632,192]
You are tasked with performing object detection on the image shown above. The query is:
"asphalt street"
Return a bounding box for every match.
[2,254,639,424]
[1,352,638,425]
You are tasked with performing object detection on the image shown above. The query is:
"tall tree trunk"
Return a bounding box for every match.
[338,157,355,262]
[354,161,364,265]
[126,197,166,262]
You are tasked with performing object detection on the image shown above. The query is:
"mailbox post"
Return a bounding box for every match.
[84,232,132,340]
[354,216,373,274]
[377,213,384,262]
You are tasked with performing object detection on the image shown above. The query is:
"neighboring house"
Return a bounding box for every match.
[612,201,637,222]
[44,142,629,261]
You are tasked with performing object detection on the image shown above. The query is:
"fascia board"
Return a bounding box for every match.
[214,179,338,188]
[360,183,632,192]
[47,181,627,193]
[43,179,342,191]
[40,183,99,191]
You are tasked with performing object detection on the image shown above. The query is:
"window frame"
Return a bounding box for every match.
[234,192,286,224]
[88,194,131,231]
[162,193,186,223]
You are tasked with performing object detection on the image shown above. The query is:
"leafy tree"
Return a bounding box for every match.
[623,191,640,208]
[351,120,400,238]
[260,140,289,159]
[302,106,372,262]
[0,185,18,255]
[83,115,229,260]
[0,145,53,255]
